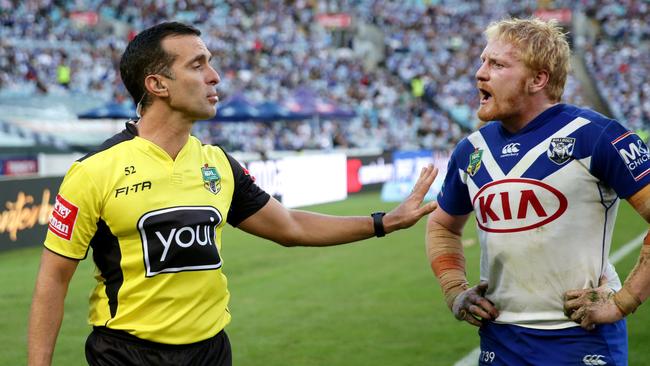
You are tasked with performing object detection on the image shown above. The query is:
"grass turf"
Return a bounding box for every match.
[0,191,648,365]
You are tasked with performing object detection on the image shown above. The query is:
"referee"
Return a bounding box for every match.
[27,22,438,366]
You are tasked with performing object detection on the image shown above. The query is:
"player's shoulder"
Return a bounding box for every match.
[77,121,138,165]
[476,120,501,135]
[194,137,230,159]
[559,104,620,132]
[193,137,241,173]
[55,122,135,184]
[451,121,499,156]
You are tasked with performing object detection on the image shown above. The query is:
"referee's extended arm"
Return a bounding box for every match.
[237,165,438,246]
[28,250,79,366]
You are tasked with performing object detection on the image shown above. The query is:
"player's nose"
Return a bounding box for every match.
[475,61,488,82]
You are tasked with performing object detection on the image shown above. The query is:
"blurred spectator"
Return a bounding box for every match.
[2,0,643,154]
[581,0,649,129]
[56,53,71,89]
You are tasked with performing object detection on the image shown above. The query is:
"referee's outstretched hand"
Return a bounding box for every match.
[382,164,439,233]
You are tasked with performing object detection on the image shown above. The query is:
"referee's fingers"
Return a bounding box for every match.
[411,165,436,196]
[418,201,438,216]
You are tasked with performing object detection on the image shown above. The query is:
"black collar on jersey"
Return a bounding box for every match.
[125,121,139,136]
[78,121,139,162]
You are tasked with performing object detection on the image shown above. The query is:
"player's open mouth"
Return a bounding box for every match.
[479,88,491,104]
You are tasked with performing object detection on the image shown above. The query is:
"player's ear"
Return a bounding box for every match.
[528,69,549,94]
[143,75,169,98]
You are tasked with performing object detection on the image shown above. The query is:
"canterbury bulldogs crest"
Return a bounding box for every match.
[547,137,575,165]
[501,142,520,157]
[201,164,221,194]
[137,206,223,277]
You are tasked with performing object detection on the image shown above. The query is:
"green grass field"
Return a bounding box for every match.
[1,191,649,365]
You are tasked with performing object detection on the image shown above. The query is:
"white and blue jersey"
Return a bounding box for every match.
[438,104,650,329]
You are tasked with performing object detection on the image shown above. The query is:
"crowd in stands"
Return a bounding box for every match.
[581,0,649,131]
[0,0,646,153]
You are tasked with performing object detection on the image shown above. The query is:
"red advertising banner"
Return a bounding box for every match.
[316,13,353,29]
[3,158,38,176]
[533,8,572,24]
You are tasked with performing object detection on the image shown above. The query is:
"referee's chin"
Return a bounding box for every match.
[193,108,217,122]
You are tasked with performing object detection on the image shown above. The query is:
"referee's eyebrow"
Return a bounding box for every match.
[186,53,212,66]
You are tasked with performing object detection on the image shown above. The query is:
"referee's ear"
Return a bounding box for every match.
[143,74,169,98]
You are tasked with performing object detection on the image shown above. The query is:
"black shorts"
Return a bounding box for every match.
[85,326,232,366]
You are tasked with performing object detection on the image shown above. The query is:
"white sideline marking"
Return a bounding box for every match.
[453,232,645,366]
[610,232,645,264]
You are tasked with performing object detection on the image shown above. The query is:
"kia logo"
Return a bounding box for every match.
[472,178,567,233]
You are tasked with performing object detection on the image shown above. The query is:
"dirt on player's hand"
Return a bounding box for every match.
[452,281,499,327]
[563,275,623,330]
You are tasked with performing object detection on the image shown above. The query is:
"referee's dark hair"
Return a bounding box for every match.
[120,22,201,113]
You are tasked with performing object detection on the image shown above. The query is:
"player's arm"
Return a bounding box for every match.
[426,207,498,326]
[237,165,438,246]
[620,184,650,304]
[28,249,79,366]
[564,184,650,329]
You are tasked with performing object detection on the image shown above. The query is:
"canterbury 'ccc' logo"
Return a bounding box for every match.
[137,206,223,277]
[500,142,520,157]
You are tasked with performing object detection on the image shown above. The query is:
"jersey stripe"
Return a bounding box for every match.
[468,132,505,180]
[507,116,590,177]
[89,219,123,319]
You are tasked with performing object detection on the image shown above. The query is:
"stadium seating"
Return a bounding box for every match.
[580,0,649,130]
[0,0,647,154]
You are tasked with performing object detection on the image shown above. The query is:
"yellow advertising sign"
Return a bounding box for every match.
[0,189,54,242]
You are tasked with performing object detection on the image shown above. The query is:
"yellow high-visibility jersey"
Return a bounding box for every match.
[45,122,270,344]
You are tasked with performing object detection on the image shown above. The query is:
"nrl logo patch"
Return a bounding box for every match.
[201,164,221,194]
[547,137,575,165]
[466,148,483,176]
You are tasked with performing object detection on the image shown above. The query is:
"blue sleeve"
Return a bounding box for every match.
[437,146,473,215]
[591,121,650,198]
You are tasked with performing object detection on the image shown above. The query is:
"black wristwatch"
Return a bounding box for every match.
[371,212,386,237]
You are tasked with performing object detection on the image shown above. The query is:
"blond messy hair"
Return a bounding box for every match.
[484,18,570,102]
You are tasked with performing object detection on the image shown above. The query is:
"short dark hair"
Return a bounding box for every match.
[119,22,201,110]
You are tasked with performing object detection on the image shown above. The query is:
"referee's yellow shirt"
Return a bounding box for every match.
[45,122,269,344]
